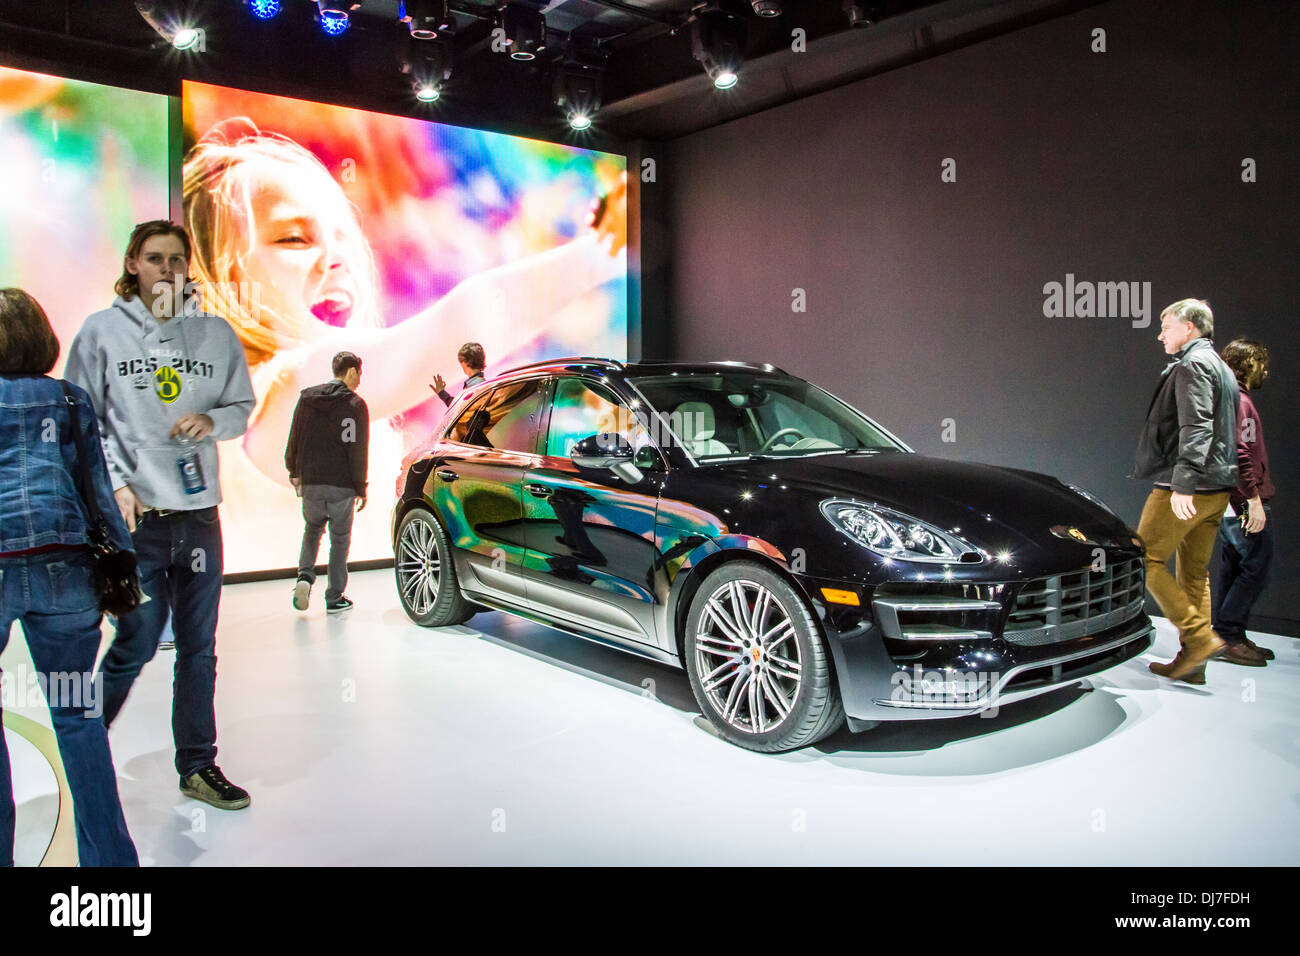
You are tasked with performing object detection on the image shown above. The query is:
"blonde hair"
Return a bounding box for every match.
[182,118,381,367]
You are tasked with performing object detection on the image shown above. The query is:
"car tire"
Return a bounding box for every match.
[394,507,476,627]
[683,561,845,752]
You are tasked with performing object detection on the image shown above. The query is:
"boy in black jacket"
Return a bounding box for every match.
[285,352,368,612]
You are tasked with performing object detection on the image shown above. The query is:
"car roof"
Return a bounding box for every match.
[487,357,790,381]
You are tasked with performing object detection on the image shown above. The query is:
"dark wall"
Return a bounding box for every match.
[659,0,1299,632]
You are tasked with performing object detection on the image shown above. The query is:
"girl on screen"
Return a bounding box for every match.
[182,118,626,489]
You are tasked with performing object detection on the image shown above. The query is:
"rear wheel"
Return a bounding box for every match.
[395,508,475,627]
[684,561,844,752]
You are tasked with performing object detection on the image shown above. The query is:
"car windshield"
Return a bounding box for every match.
[628,370,905,461]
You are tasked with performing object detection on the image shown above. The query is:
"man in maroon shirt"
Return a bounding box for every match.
[1213,339,1276,666]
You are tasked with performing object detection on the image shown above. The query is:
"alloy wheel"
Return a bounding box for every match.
[397,512,441,617]
[693,578,802,734]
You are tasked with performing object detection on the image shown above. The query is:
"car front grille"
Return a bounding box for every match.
[1003,557,1145,646]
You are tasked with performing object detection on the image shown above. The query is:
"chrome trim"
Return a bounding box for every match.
[871,623,1154,709]
[873,594,1002,641]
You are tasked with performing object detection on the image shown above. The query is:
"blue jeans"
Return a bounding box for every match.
[0,550,138,867]
[101,508,223,777]
[1213,505,1274,643]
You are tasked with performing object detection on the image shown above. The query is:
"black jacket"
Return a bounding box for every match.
[284,380,369,496]
[436,371,485,407]
[1132,338,1239,494]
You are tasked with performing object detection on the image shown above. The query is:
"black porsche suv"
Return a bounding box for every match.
[392,358,1153,752]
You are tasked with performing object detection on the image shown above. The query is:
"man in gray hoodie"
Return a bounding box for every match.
[65,220,256,810]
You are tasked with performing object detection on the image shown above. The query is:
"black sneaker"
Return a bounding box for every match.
[326,596,354,613]
[179,765,250,810]
[292,576,312,611]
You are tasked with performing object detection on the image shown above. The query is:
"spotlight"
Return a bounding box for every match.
[554,40,605,130]
[751,1,781,16]
[400,37,453,103]
[134,1,203,50]
[691,7,746,90]
[317,1,360,34]
[401,0,450,40]
[247,0,281,19]
[843,1,874,28]
[499,3,546,61]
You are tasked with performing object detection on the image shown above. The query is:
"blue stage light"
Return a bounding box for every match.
[249,0,281,20]
[319,12,349,35]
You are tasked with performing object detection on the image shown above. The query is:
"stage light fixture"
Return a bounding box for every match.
[248,0,281,19]
[400,37,453,104]
[135,1,203,50]
[499,3,547,61]
[554,52,604,131]
[691,7,746,90]
[317,1,360,34]
[843,1,874,28]
[751,1,781,17]
[401,0,451,40]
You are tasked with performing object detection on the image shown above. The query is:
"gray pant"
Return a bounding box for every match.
[298,485,356,603]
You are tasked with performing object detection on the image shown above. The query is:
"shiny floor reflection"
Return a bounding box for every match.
[11,569,1298,865]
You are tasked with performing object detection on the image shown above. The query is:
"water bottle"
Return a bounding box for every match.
[176,435,207,495]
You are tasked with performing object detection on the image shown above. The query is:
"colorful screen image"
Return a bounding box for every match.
[182,81,628,573]
[0,66,171,373]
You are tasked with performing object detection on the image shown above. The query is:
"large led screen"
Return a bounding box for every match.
[182,81,628,573]
[0,66,170,374]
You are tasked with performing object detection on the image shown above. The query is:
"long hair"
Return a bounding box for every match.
[1222,338,1270,390]
[182,118,381,367]
[114,220,193,300]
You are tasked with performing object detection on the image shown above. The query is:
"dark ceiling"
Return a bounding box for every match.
[0,0,1105,147]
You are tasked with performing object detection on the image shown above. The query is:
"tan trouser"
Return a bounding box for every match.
[1137,488,1230,652]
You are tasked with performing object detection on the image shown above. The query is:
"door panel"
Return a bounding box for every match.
[436,379,546,606]
[522,377,666,647]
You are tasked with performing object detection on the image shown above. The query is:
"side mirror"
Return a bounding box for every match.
[571,433,643,483]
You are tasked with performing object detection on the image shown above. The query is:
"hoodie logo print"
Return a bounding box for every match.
[154,366,182,404]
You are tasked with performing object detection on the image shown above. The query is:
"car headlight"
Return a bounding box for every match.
[1063,481,1119,518]
[820,498,979,563]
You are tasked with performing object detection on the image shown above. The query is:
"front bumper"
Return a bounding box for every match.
[795,558,1155,724]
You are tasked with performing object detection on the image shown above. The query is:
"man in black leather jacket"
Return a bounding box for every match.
[1132,299,1239,683]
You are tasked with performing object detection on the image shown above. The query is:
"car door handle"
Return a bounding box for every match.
[437,469,458,482]
[524,483,553,498]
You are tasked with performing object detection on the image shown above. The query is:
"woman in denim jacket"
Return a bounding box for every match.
[0,288,137,867]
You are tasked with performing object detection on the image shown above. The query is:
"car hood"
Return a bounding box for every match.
[717,451,1138,557]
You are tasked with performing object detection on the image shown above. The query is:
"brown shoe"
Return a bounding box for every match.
[1150,657,1204,683]
[1150,634,1226,683]
[1242,636,1275,661]
[1220,641,1267,667]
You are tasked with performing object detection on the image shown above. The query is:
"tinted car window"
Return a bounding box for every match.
[629,371,902,460]
[546,377,649,458]
[450,379,544,452]
[448,390,493,446]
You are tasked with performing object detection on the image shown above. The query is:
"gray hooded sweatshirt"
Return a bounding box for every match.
[64,295,255,512]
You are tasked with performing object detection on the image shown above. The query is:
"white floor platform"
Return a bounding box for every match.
[4,568,1298,865]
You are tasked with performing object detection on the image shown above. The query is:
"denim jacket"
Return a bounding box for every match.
[0,373,133,555]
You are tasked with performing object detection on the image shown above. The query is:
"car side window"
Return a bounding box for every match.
[452,379,545,452]
[546,378,652,460]
[447,390,494,447]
